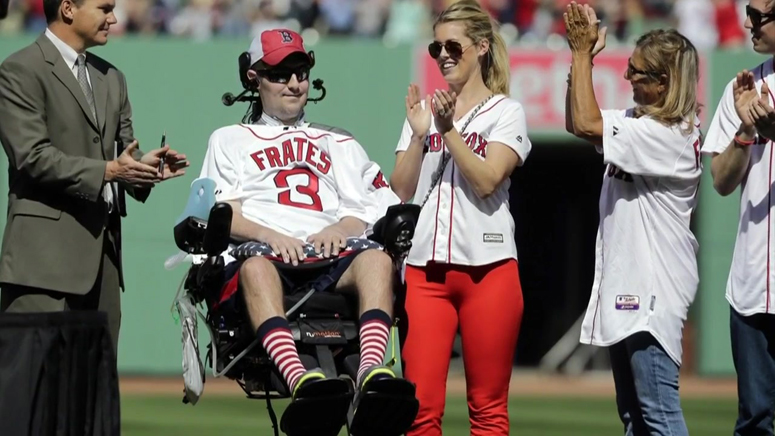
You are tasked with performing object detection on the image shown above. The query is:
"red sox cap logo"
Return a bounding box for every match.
[279,30,293,43]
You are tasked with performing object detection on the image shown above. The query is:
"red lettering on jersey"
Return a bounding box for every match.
[474,135,487,158]
[429,133,442,152]
[317,152,331,174]
[294,137,306,161]
[305,142,318,167]
[275,168,323,212]
[250,150,266,170]
[266,147,282,168]
[465,132,478,148]
[249,136,332,175]
[372,171,389,189]
[282,140,295,166]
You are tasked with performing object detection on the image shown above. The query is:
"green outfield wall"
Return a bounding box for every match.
[0,35,768,376]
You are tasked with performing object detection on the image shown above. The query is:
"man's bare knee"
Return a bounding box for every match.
[240,257,280,295]
[339,249,393,289]
[337,249,394,315]
[239,257,284,329]
[354,249,393,276]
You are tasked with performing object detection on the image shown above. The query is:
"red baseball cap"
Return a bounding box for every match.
[248,29,311,67]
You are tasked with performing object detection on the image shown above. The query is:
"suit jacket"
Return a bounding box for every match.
[0,33,152,295]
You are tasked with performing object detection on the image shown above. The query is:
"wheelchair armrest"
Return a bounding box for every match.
[173,178,234,257]
[174,203,234,256]
[368,203,421,257]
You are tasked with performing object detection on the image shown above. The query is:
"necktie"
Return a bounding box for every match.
[77,54,113,213]
[76,54,97,124]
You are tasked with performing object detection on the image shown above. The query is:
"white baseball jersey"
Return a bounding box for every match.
[702,58,775,316]
[394,95,531,267]
[578,108,702,367]
[199,120,386,247]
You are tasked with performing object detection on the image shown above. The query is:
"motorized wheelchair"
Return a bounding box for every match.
[169,176,421,436]
[167,45,420,435]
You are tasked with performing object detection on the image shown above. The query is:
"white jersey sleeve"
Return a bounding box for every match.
[488,100,531,165]
[362,161,402,217]
[601,109,701,179]
[702,79,738,156]
[328,138,379,226]
[199,128,243,202]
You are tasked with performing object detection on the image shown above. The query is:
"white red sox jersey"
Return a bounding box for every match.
[199,120,389,250]
[579,108,702,367]
[394,95,531,267]
[702,58,775,316]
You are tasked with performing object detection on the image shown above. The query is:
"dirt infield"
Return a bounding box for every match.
[119,370,738,399]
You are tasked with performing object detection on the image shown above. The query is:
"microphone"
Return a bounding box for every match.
[222,92,236,106]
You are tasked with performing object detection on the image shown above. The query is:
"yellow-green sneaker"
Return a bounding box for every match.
[358,365,397,393]
[291,368,326,401]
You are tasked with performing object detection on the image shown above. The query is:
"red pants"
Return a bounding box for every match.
[402,258,523,436]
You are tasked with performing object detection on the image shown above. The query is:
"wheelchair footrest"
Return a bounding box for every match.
[350,378,420,436]
[280,379,353,436]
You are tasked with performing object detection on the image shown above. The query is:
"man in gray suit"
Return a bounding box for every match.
[0,0,188,352]
[0,0,188,433]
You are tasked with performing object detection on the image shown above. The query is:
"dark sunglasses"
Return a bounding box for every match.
[258,66,310,84]
[625,60,661,79]
[428,40,472,59]
[747,5,775,28]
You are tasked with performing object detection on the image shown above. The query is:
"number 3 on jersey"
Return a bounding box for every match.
[274,168,323,212]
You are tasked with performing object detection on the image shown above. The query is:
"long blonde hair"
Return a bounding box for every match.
[433,0,510,95]
[632,29,701,133]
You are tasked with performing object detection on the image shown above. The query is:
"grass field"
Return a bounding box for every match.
[119,372,742,435]
[121,395,739,436]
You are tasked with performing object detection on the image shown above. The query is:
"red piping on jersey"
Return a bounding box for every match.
[428,96,507,263]
[238,124,354,143]
[431,174,443,263]
[448,164,456,262]
[474,96,507,119]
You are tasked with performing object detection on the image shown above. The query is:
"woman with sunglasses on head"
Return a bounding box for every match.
[565,2,702,435]
[389,1,531,434]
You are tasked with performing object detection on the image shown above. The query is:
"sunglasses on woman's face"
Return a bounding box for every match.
[259,66,310,84]
[428,40,472,59]
[625,60,660,80]
[747,5,775,28]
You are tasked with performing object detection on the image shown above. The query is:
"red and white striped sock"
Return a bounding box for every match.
[357,309,392,386]
[258,317,307,392]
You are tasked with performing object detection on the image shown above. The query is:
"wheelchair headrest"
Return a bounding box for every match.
[370,203,421,255]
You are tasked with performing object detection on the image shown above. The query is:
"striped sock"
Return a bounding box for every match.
[257,317,307,392]
[357,309,392,386]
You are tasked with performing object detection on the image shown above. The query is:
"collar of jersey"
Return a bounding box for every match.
[256,111,307,128]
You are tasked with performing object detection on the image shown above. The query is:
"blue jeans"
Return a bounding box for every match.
[730,306,775,436]
[608,332,689,436]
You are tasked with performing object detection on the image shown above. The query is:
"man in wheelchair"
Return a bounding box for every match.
[182,28,419,436]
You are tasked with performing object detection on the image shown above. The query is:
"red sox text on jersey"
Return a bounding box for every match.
[424,132,490,158]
